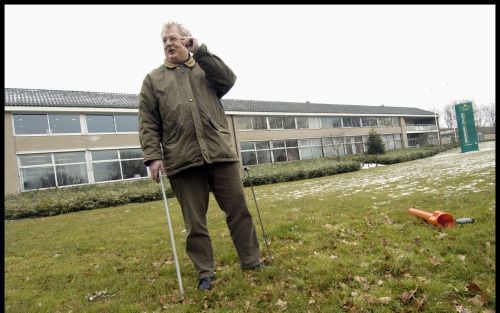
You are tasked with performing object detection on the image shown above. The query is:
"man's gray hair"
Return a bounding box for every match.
[161,21,192,37]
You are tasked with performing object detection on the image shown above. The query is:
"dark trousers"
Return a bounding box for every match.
[169,161,261,278]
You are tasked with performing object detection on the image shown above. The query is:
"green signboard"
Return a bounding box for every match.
[454,102,479,153]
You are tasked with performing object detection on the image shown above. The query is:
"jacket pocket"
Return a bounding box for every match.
[209,117,230,134]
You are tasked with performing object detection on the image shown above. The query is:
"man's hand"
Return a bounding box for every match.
[149,159,165,183]
[183,37,200,54]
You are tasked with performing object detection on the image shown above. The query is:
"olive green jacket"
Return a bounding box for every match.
[139,43,239,176]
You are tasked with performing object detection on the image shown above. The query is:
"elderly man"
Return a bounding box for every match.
[139,21,265,291]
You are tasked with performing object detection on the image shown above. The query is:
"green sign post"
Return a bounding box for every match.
[454,102,479,153]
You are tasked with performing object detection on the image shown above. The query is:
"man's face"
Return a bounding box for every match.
[162,26,189,64]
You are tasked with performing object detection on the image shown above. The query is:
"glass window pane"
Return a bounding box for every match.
[253,116,267,130]
[322,137,334,145]
[298,139,310,147]
[362,117,370,127]
[309,117,321,128]
[54,152,86,164]
[354,136,363,143]
[255,141,270,150]
[119,148,143,159]
[241,151,257,165]
[13,114,48,135]
[343,117,352,127]
[352,117,361,127]
[269,116,283,129]
[256,150,272,164]
[345,144,353,154]
[355,143,364,154]
[321,117,332,129]
[285,139,297,147]
[19,154,52,166]
[21,167,56,190]
[115,115,138,132]
[286,147,300,161]
[310,138,322,146]
[240,142,255,150]
[311,147,323,158]
[86,115,115,133]
[234,116,252,130]
[49,114,81,133]
[296,117,309,129]
[392,117,400,126]
[323,145,335,157]
[91,150,118,161]
[332,117,342,128]
[271,140,285,148]
[273,149,287,162]
[56,164,88,186]
[122,159,148,179]
[299,147,312,160]
[283,116,296,129]
[93,161,121,182]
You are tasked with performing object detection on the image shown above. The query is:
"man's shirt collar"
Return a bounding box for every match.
[164,56,196,69]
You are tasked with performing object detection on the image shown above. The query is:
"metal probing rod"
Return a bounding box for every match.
[159,169,184,301]
[244,167,273,260]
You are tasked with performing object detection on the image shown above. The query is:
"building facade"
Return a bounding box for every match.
[4,88,440,194]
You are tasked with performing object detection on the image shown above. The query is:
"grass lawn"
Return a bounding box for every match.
[4,141,495,313]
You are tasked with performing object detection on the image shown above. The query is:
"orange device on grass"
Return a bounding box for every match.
[408,208,455,227]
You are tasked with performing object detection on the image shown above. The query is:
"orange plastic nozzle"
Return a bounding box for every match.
[408,208,455,227]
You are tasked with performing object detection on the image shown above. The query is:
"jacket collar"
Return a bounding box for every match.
[164,55,196,69]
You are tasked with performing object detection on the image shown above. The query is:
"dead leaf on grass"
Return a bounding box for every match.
[455,305,473,313]
[378,296,392,304]
[458,255,466,262]
[429,255,441,265]
[276,299,287,310]
[401,287,418,303]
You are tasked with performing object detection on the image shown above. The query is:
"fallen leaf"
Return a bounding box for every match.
[401,287,418,303]
[415,295,427,310]
[458,255,466,262]
[324,224,333,229]
[455,305,473,313]
[276,299,287,310]
[429,256,441,265]
[437,233,448,239]
[364,294,379,304]
[378,296,392,304]
[377,280,384,286]
[354,276,367,282]
[465,282,482,294]
[329,255,338,260]
[469,294,488,306]
[309,298,315,304]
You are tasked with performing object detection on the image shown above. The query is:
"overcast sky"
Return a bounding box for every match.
[5,4,495,121]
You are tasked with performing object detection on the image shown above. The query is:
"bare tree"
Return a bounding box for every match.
[442,103,456,128]
[483,103,496,127]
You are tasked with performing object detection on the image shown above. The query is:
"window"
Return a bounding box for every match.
[343,117,361,128]
[296,117,309,129]
[49,114,81,133]
[54,152,89,186]
[86,115,115,133]
[322,137,345,157]
[234,116,253,130]
[268,116,295,130]
[361,117,377,127]
[240,141,271,165]
[309,117,321,129]
[120,149,148,179]
[91,148,148,182]
[298,138,323,160]
[13,114,49,135]
[115,115,139,132]
[321,117,342,129]
[282,116,296,129]
[253,116,267,130]
[19,154,56,190]
[285,139,299,161]
[344,137,354,154]
[354,136,364,154]
[18,152,88,191]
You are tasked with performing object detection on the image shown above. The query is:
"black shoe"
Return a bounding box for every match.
[198,276,213,291]
[248,262,267,271]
